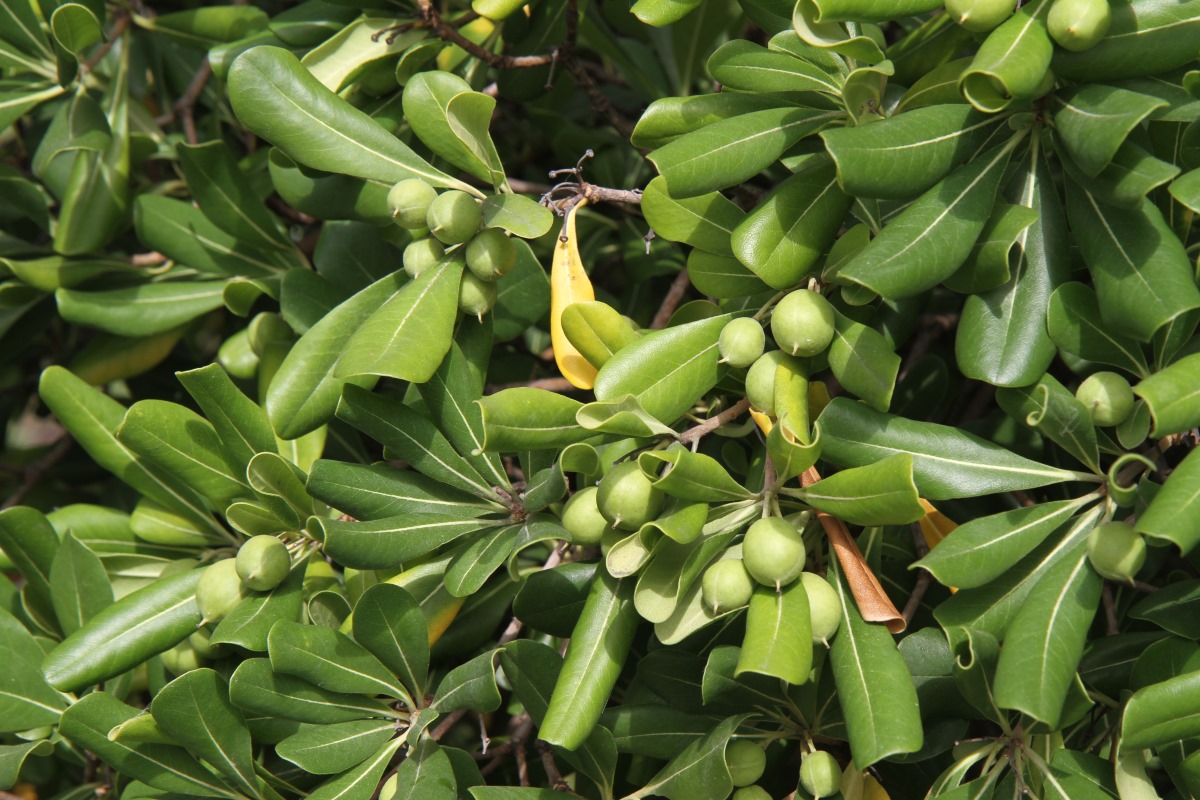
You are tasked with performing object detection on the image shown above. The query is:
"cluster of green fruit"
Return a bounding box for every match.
[945,0,1111,51]
[723,739,842,799]
[387,179,517,320]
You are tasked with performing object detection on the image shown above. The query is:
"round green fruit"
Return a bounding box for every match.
[426,190,482,244]
[160,640,203,676]
[800,571,841,645]
[403,238,446,279]
[725,740,767,788]
[458,272,498,320]
[1047,0,1111,51]
[196,559,246,624]
[236,535,290,591]
[562,486,608,546]
[702,558,755,614]
[596,461,664,531]
[466,228,517,281]
[800,750,842,798]
[945,0,1015,31]
[770,289,836,358]
[1076,371,1134,427]
[732,787,772,800]
[1087,521,1146,583]
[745,350,795,416]
[387,179,438,229]
[304,559,341,597]
[742,517,806,589]
[720,318,767,369]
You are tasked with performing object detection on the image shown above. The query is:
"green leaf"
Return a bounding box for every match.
[59,692,239,799]
[593,313,729,424]
[388,738,458,800]
[997,374,1101,473]
[266,270,405,440]
[0,607,66,732]
[817,397,1080,500]
[133,195,281,278]
[736,581,812,684]
[1129,580,1200,639]
[227,47,472,193]
[561,301,641,370]
[445,525,521,597]
[1065,140,1181,209]
[56,281,227,337]
[707,39,843,95]
[276,719,395,775]
[229,658,397,724]
[649,107,841,198]
[335,255,463,383]
[959,6,1052,113]
[49,532,112,636]
[731,159,851,289]
[827,311,900,412]
[150,669,259,797]
[42,569,202,692]
[305,737,404,800]
[831,138,1018,298]
[306,461,500,521]
[480,193,554,239]
[802,0,942,22]
[511,562,598,637]
[0,0,53,60]
[944,202,1039,293]
[1171,168,1200,213]
[1121,670,1200,749]
[632,0,704,27]
[686,250,771,298]
[1066,192,1200,342]
[268,620,410,701]
[992,541,1102,726]
[0,506,56,630]
[574,395,676,438]
[1137,447,1200,554]
[492,238,550,342]
[432,648,502,713]
[0,740,53,791]
[1054,85,1167,176]
[178,364,279,476]
[641,176,745,256]
[627,715,749,800]
[352,583,429,700]
[50,4,102,54]
[300,16,421,92]
[403,71,505,186]
[790,453,924,525]
[1046,283,1151,378]
[829,555,923,767]
[149,5,267,46]
[638,447,752,502]
[314,512,494,571]
[914,496,1097,589]
[632,94,781,150]
[1133,353,1200,437]
[1053,0,1200,83]
[211,559,306,652]
[266,149,391,225]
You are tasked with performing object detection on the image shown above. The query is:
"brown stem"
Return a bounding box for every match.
[486,377,579,393]
[431,709,468,741]
[902,523,931,624]
[677,398,751,446]
[536,741,576,793]
[1101,584,1120,635]
[4,436,73,510]
[649,269,692,330]
[417,0,556,68]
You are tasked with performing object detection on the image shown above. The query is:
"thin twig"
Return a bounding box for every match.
[535,741,575,793]
[431,709,468,741]
[902,524,932,624]
[1101,584,1120,635]
[416,0,556,68]
[678,398,751,446]
[4,436,73,510]
[649,269,692,329]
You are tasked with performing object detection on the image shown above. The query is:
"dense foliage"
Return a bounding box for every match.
[2,0,1200,798]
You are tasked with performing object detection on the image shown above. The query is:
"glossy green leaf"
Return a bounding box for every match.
[593,313,728,424]
[915,496,1097,589]
[1052,0,1200,83]
[492,238,550,342]
[831,139,1018,298]
[1053,85,1166,176]
[707,39,842,95]
[305,737,404,800]
[827,311,900,412]
[56,281,226,337]
[211,559,306,652]
[511,562,598,638]
[649,107,841,198]
[561,301,640,370]
[432,648,502,713]
[631,94,781,150]
[829,556,923,767]
[229,658,396,724]
[802,0,942,22]
[387,738,458,800]
[731,159,850,289]
[149,5,267,46]
[0,607,66,732]
[1134,353,1200,437]
[150,669,258,796]
[575,394,676,438]
[480,193,554,239]
[736,581,812,684]
[353,583,428,700]
[817,397,1080,500]
[133,195,280,278]
[268,620,409,701]
[42,569,202,692]
[0,0,53,59]
[0,506,56,629]
[313,513,494,571]
[1065,140,1181,209]
[227,47,471,192]
[445,525,521,597]
[49,532,112,636]
[335,255,462,383]
[992,540,1102,726]
[626,715,748,800]
[59,692,239,799]
[0,740,53,790]
[1137,447,1200,554]
[686,250,771,298]
[638,447,752,503]
[1129,580,1200,639]
[404,71,505,186]
[790,453,924,525]
[1122,670,1200,749]
[1171,168,1200,212]
[959,5,1052,113]
[266,149,391,225]
[997,374,1101,472]
[50,4,102,54]
[1046,283,1151,378]
[178,363,278,475]
[1066,192,1200,342]
[277,719,395,775]
[300,16,420,92]
[306,461,500,521]
[943,202,1039,294]
[641,176,745,256]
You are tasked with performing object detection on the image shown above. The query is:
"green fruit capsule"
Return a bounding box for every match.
[188,627,219,659]
[1076,371,1134,427]
[562,486,608,546]
[1087,521,1146,583]
[945,0,1015,31]
[466,228,517,281]
[160,640,204,676]
[458,272,498,320]
[196,559,247,624]
[800,750,842,798]
[725,740,767,787]
[702,559,755,613]
[1047,0,1111,51]
[800,571,841,645]
[426,190,482,244]
[236,535,290,591]
[745,350,798,416]
[742,517,806,589]
[719,318,767,368]
[403,238,446,279]
[387,179,438,229]
[770,289,836,357]
[596,461,665,531]
[733,787,773,800]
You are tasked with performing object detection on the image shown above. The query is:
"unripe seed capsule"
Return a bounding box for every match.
[725,740,767,787]
[702,558,755,614]
[1086,521,1146,583]
[1076,371,1134,427]
[800,750,842,798]
[466,228,517,281]
[800,571,841,645]
[403,238,445,279]
[945,0,1015,31]
[719,318,766,368]
[160,640,203,676]
[770,289,836,357]
[387,179,439,229]
[426,190,482,244]
[561,486,608,546]
[236,535,290,592]
[742,517,806,589]
[1047,0,1111,51]
[458,272,498,320]
[596,461,664,531]
[196,559,246,624]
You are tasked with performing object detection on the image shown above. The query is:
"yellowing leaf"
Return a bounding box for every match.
[551,199,598,389]
[750,408,773,435]
[918,498,959,594]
